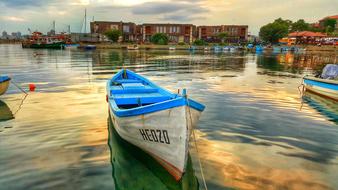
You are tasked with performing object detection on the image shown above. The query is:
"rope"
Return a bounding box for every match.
[10,80,28,95]
[186,94,208,190]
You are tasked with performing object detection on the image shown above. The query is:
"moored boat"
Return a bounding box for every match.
[0,76,11,96]
[169,46,176,51]
[106,69,205,181]
[22,32,67,49]
[63,44,80,49]
[303,64,338,101]
[127,45,139,50]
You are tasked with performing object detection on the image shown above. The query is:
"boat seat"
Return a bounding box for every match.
[113,92,171,106]
[114,79,142,84]
[111,82,159,94]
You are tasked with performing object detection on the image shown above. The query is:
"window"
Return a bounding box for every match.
[123,25,130,33]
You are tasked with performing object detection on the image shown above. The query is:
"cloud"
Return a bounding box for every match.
[2,16,26,22]
[0,0,54,8]
[132,1,208,15]
[162,14,206,22]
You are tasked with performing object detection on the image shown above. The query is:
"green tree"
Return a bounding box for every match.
[259,18,290,43]
[291,19,310,32]
[151,33,168,45]
[323,18,337,33]
[193,39,207,46]
[104,29,122,42]
[217,32,228,43]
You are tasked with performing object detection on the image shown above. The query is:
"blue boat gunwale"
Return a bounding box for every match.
[0,76,11,83]
[107,69,205,117]
[303,76,338,91]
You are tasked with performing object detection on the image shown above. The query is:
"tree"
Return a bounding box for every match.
[193,39,207,46]
[217,32,228,43]
[291,19,310,32]
[151,33,168,45]
[323,18,337,33]
[104,29,122,42]
[259,18,290,44]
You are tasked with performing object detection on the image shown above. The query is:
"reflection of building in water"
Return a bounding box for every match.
[276,53,337,73]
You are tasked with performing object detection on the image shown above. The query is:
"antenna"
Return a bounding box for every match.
[68,25,71,34]
[53,20,56,33]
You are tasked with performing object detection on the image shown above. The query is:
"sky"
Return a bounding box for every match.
[0,0,337,35]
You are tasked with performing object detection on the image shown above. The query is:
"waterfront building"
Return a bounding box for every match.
[141,23,196,44]
[319,15,338,31]
[287,31,327,44]
[90,21,137,42]
[197,25,248,43]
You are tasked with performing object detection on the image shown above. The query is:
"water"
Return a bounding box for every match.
[0,44,337,190]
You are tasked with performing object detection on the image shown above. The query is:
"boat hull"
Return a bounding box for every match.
[22,42,65,49]
[303,77,338,101]
[0,80,10,96]
[109,105,201,181]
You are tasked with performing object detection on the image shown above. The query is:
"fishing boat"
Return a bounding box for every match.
[0,76,10,96]
[303,64,338,101]
[22,32,66,49]
[127,45,139,50]
[106,69,205,181]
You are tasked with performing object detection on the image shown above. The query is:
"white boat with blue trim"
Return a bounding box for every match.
[0,76,11,96]
[303,76,338,101]
[106,69,205,181]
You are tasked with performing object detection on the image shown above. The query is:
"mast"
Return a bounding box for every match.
[84,8,87,33]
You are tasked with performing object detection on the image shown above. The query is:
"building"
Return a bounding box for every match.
[90,21,137,42]
[319,15,338,31]
[141,23,195,44]
[287,31,327,44]
[197,25,248,43]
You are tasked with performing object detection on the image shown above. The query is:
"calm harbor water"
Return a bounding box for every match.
[0,44,337,190]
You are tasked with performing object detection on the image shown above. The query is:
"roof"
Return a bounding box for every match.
[320,15,338,21]
[288,31,327,37]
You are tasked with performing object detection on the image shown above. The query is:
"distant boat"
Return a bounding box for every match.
[204,47,211,52]
[127,45,139,50]
[22,32,66,49]
[223,46,230,51]
[79,45,96,50]
[213,46,221,52]
[169,46,176,51]
[0,76,10,96]
[188,46,196,51]
[106,69,205,181]
[63,44,80,49]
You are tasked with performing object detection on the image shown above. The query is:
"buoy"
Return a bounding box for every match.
[106,95,108,102]
[29,84,36,91]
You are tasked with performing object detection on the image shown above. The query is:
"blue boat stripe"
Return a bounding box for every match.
[304,79,338,91]
[0,76,10,83]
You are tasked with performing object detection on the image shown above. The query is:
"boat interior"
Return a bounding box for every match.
[109,71,174,109]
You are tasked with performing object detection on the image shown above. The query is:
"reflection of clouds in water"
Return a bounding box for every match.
[192,131,333,190]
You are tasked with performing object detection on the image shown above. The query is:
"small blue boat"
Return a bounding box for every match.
[255,45,263,52]
[303,64,338,101]
[0,76,11,96]
[106,69,205,180]
[80,45,96,50]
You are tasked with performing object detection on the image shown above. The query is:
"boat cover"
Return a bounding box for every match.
[0,76,10,83]
[321,64,338,79]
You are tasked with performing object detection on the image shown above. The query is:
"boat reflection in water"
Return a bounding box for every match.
[302,91,338,124]
[107,117,199,190]
[0,100,14,122]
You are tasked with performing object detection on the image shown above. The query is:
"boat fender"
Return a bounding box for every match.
[29,84,36,91]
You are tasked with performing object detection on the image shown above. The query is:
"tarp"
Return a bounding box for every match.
[0,76,10,83]
[321,64,338,79]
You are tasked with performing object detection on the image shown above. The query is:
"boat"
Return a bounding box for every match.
[79,45,96,50]
[223,46,230,51]
[127,45,139,50]
[106,69,205,181]
[22,32,66,49]
[0,75,11,96]
[255,45,264,52]
[108,118,199,190]
[169,46,176,51]
[213,46,221,52]
[63,44,80,49]
[188,46,196,51]
[204,47,211,52]
[303,64,338,101]
[0,100,14,122]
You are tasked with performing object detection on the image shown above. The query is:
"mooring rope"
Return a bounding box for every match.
[186,94,208,190]
[10,80,28,95]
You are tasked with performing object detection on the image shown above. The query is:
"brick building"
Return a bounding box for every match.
[90,21,137,42]
[141,23,196,44]
[91,21,248,43]
[197,25,248,43]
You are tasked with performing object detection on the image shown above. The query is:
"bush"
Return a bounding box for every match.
[151,33,169,45]
[193,39,207,46]
[104,29,122,42]
[178,42,186,45]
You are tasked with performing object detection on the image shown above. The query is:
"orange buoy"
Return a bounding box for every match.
[29,84,36,91]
